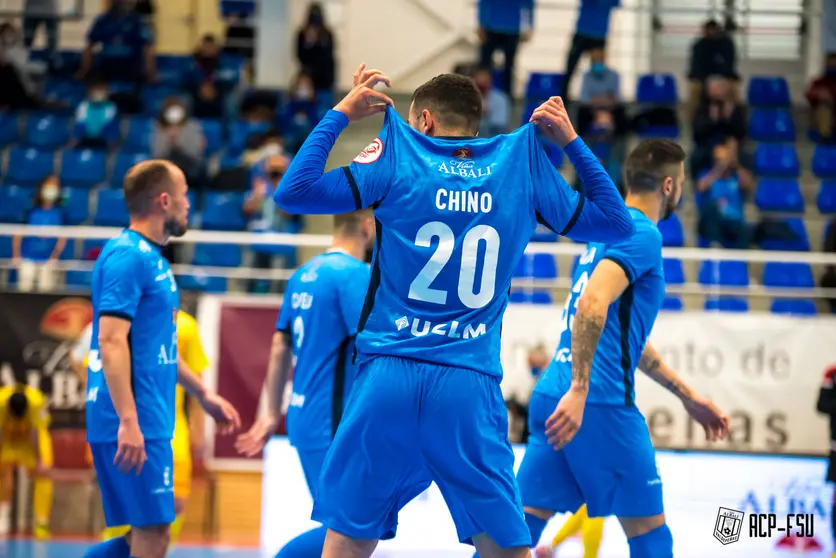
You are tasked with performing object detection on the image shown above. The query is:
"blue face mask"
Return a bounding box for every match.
[591,62,606,74]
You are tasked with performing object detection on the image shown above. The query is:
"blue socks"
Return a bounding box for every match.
[472,513,547,558]
[82,536,131,558]
[275,526,328,557]
[628,523,673,558]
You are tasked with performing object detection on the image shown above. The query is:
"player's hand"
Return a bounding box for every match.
[545,388,587,449]
[115,418,147,475]
[234,414,278,457]
[199,392,241,435]
[334,63,394,122]
[529,96,578,148]
[683,395,730,442]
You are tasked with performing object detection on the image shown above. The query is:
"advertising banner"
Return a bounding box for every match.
[262,438,832,557]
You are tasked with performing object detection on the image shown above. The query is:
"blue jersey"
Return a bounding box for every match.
[536,208,665,406]
[276,251,370,450]
[21,206,65,261]
[346,109,583,378]
[86,229,179,443]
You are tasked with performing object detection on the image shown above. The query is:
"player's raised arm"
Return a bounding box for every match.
[274,64,394,214]
[530,97,633,243]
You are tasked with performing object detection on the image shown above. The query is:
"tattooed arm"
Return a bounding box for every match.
[571,259,631,393]
[638,343,697,402]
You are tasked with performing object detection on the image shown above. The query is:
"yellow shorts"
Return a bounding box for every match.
[0,431,53,470]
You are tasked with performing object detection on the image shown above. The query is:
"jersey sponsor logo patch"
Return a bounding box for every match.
[353,138,383,164]
[453,147,473,160]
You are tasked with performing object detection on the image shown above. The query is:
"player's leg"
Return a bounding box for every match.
[313,356,432,558]
[31,428,53,539]
[420,366,530,558]
[0,447,15,535]
[170,434,192,545]
[275,447,329,557]
[580,512,605,558]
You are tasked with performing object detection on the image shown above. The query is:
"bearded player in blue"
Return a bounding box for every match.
[517,140,730,558]
[83,161,240,558]
[275,63,634,558]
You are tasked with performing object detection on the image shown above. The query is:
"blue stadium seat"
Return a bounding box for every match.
[192,244,243,268]
[526,73,564,101]
[63,187,90,225]
[818,179,836,213]
[657,213,684,247]
[514,254,557,278]
[813,145,836,179]
[636,74,677,104]
[218,55,246,84]
[60,149,107,188]
[58,240,75,260]
[770,299,817,316]
[661,297,683,311]
[698,260,749,286]
[219,152,242,170]
[43,79,86,110]
[24,113,69,149]
[747,76,791,107]
[754,144,800,177]
[201,119,223,155]
[6,148,54,185]
[0,236,11,258]
[0,186,35,223]
[704,297,749,312]
[94,190,130,227]
[760,218,809,251]
[0,112,20,147]
[521,101,537,126]
[221,0,255,16]
[123,117,152,154]
[111,151,150,188]
[509,291,553,305]
[748,109,795,142]
[228,121,271,155]
[202,191,247,230]
[156,55,191,86]
[762,262,814,288]
[178,274,228,293]
[65,270,92,288]
[662,258,685,284]
[754,178,804,212]
[531,223,558,243]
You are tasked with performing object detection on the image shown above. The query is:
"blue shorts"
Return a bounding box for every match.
[90,439,176,528]
[312,356,528,548]
[297,447,328,499]
[517,391,663,519]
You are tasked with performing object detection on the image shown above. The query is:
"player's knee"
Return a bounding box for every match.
[173,498,186,515]
[625,521,672,558]
[619,514,666,539]
[131,524,170,558]
[522,506,554,521]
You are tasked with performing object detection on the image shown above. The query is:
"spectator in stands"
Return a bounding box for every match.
[577,47,626,139]
[152,97,206,190]
[0,22,37,109]
[687,20,738,119]
[73,77,120,149]
[806,52,836,144]
[696,138,754,249]
[477,0,534,96]
[77,0,155,114]
[186,34,225,119]
[297,3,335,93]
[243,133,301,293]
[11,175,67,292]
[474,66,510,137]
[23,0,59,66]
[279,72,320,154]
[691,75,746,178]
[560,0,619,101]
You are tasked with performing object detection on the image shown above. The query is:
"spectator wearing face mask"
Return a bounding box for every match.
[296,2,335,93]
[243,133,303,293]
[577,47,626,140]
[12,175,67,292]
[73,78,120,149]
[186,34,227,119]
[696,138,754,249]
[473,66,510,138]
[278,72,320,154]
[807,53,836,144]
[152,97,206,189]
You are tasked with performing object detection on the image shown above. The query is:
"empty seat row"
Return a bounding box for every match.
[2,148,148,188]
[658,214,810,252]
[663,296,816,315]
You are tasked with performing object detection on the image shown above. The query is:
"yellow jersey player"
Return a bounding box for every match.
[71,311,208,545]
[0,384,53,540]
[534,505,604,558]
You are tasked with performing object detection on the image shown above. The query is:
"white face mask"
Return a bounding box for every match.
[41,186,59,202]
[262,143,282,157]
[295,87,314,101]
[165,105,186,124]
[90,90,108,102]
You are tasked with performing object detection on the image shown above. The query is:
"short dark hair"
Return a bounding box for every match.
[9,391,27,419]
[334,209,373,235]
[623,139,686,194]
[123,161,174,216]
[410,74,482,135]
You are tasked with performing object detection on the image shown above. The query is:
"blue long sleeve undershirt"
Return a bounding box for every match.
[275,110,633,243]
